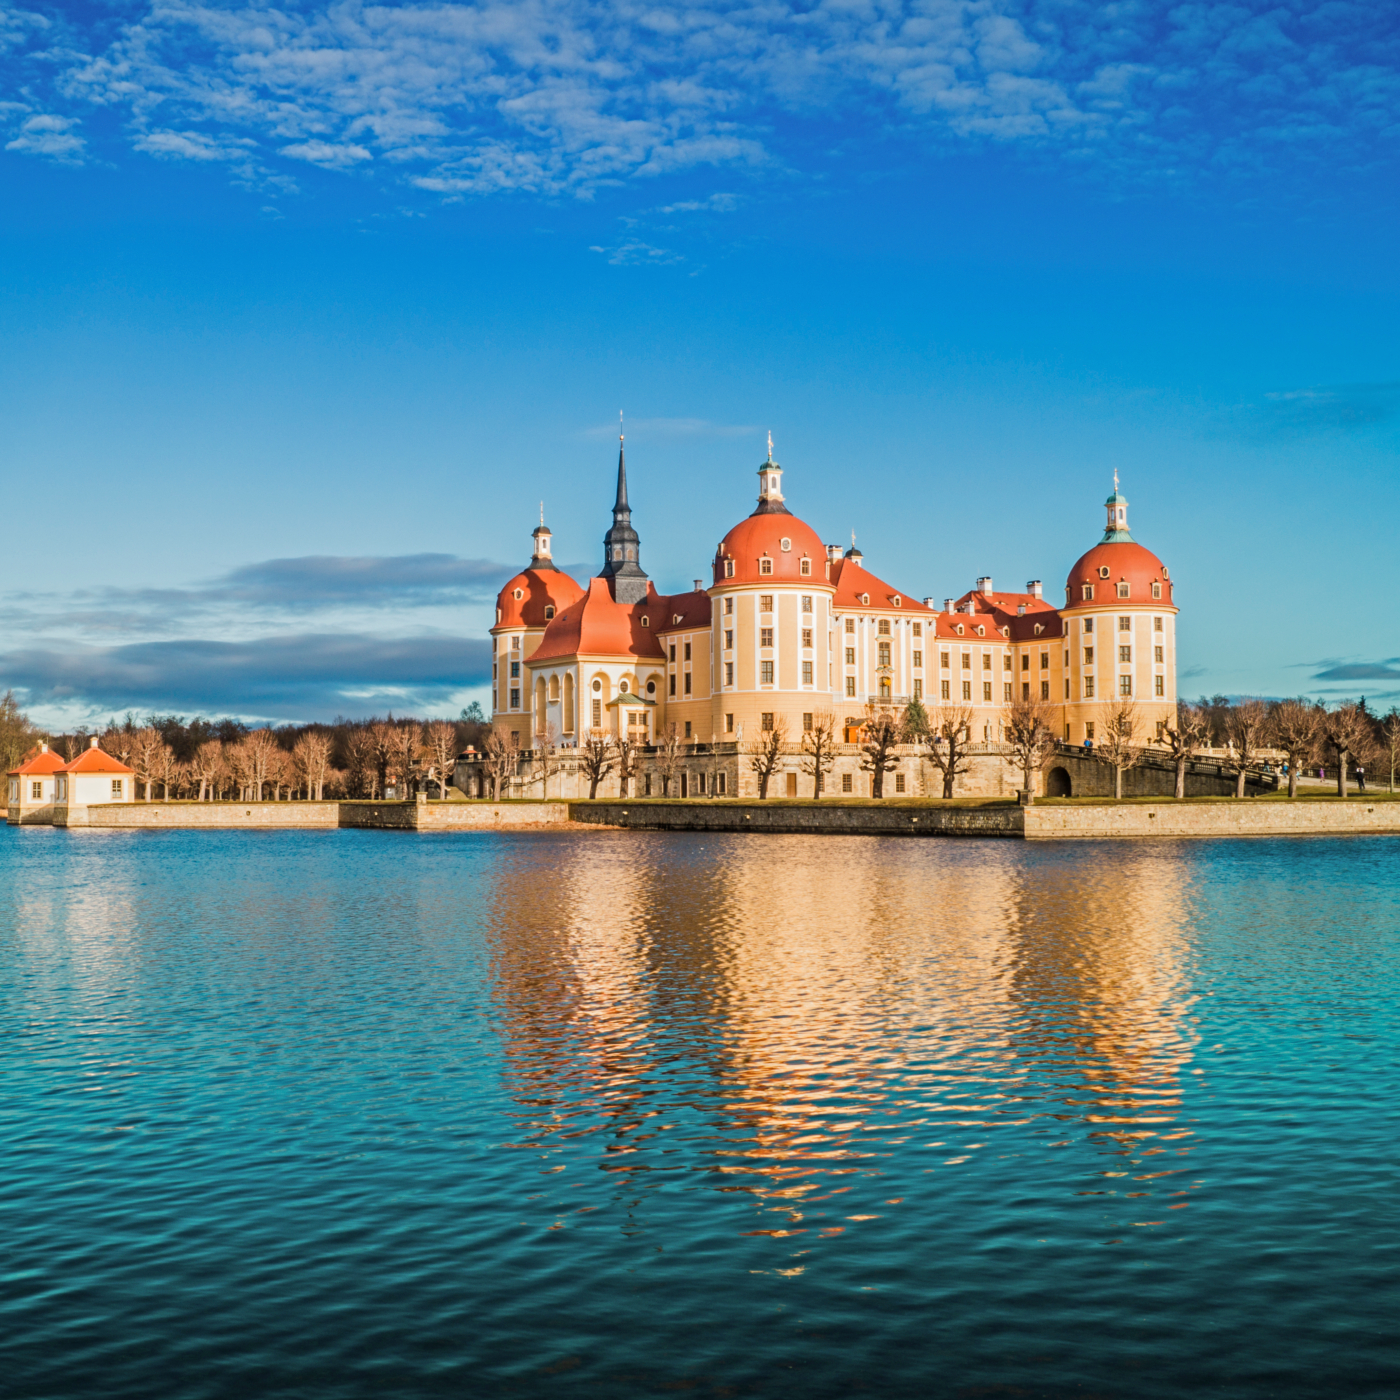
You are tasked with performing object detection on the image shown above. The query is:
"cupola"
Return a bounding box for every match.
[754,432,790,515]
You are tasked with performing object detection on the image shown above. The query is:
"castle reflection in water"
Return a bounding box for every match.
[484,834,1200,1227]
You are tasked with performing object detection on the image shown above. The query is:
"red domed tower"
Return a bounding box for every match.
[1060,475,1178,744]
[491,512,585,739]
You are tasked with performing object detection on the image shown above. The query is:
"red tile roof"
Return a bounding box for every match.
[527,577,667,663]
[493,566,586,631]
[1063,541,1174,610]
[829,558,934,613]
[657,590,712,633]
[9,746,66,776]
[58,746,134,775]
[713,510,828,587]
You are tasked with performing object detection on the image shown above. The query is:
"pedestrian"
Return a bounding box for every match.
[1356,765,1366,792]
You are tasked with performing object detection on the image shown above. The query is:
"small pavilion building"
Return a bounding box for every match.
[54,739,136,815]
[7,744,66,824]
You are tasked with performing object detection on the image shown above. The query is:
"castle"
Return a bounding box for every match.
[482,435,1178,798]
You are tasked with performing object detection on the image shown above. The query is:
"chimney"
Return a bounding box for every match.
[944,598,955,614]
[90,736,99,748]
[923,597,936,609]
[964,600,977,615]
[1027,579,1042,599]
[826,544,841,563]
[977,576,993,595]
[693,579,703,592]
[40,742,47,752]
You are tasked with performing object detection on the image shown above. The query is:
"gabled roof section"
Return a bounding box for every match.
[527,577,667,664]
[9,746,66,776]
[58,745,134,775]
[829,558,934,613]
[657,589,712,634]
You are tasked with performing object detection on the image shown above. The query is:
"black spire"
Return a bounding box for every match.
[598,423,649,604]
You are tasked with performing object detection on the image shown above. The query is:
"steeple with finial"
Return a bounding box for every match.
[1102,469,1133,542]
[530,500,557,570]
[599,412,650,603]
[753,430,791,515]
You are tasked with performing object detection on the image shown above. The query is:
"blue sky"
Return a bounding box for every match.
[1,0,1397,724]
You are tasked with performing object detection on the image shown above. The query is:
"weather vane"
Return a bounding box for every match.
[619,410,624,442]
[767,429,773,462]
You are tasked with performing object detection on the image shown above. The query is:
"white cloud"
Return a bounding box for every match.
[1,2,1394,198]
[5,113,84,162]
[589,238,684,265]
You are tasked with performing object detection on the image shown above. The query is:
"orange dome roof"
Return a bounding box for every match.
[714,512,828,587]
[494,567,585,631]
[1064,540,1174,609]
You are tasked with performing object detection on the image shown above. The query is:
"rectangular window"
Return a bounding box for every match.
[685,721,692,738]
[941,680,950,700]
[761,661,774,684]
[761,712,774,732]
[846,619,855,634]
[940,651,950,669]
[510,688,520,707]
[592,699,602,727]
[962,681,972,701]
[983,654,991,671]
[669,644,676,662]
[846,677,857,697]
[1022,682,1030,701]
[1154,645,1163,663]
[1119,616,1132,632]
[878,642,891,666]
[725,661,734,686]
[1041,681,1050,700]
[1154,616,1163,632]
[1003,654,1012,671]
[724,560,735,578]
[645,773,652,795]
[512,635,520,650]
[802,628,813,648]
[1119,645,1132,663]
[669,675,676,696]
[1082,584,1094,600]
[802,660,813,684]
[1084,677,1095,699]
[1120,674,1133,696]
[962,653,971,669]
[111,779,123,797]
[684,642,692,662]
[759,558,773,575]
[914,679,923,699]
[1021,654,1029,671]
[1084,617,1094,634]
[913,623,922,637]
[1040,652,1049,669]
[510,660,520,678]
[912,650,922,668]
[684,673,692,694]
[878,619,890,635]
[842,773,853,793]
[726,713,734,732]
[983,681,992,701]
[1084,647,1094,664]
[761,628,774,648]
[698,772,706,794]
[725,597,733,615]
[1065,680,1070,699]
[845,647,856,665]
[760,595,774,612]
[1117,582,1130,598]
[718,772,727,794]
[1086,722,1095,740]
[1004,682,1012,702]
[1155,675,1165,696]
[1152,582,1162,599]
[801,595,813,612]
[803,712,813,731]
[895,773,906,793]
[31,781,42,799]
[725,630,734,649]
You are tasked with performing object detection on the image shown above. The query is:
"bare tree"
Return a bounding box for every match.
[0,691,45,776]
[1223,698,1268,799]
[344,728,379,798]
[656,723,683,797]
[369,720,399,795]
[482,724,518,800]
[615,735,638,797]
[101,726,135,770]
[392,721,423,796]
[292,732,332,800]
[747,716,788,799]
[859,705,902,798]
[154,740,180,800]
[1383,710,1400,793]
[1004,695,1058,802]
[242,729,280,801]
[265,745,292,801]
[579,730,615,799]
[1320,703,1368,798]
[1160,701,1211,800]
[129,727,164,800]
[425,720,459,800]
[1266,699,1322,799]
[924,705,975,799]
[191,740,224,801]
[1100,701,1141,800]
[800,712,838,798]
[532,721,561,800]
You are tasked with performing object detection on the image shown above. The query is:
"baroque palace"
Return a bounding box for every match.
[478,435,1178,798]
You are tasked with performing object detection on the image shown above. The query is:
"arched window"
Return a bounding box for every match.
[724,559,735,578]
[544,605,555,620]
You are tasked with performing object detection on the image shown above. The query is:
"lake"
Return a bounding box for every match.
[1,828,1397,1398]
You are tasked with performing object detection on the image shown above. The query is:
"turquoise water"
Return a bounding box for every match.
[1,828,1397,1399]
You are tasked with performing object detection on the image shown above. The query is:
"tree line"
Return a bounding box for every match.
[0,694,494,801]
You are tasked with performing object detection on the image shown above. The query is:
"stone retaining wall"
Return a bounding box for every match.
[570,800,1024,837]
[55,802,341,829]
[1024,801,1400,839]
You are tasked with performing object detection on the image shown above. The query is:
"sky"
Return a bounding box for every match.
[1,0,1397,725]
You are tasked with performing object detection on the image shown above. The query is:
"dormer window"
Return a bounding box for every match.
[956,623,964,635]
[544,605,555,620]
[1098,566,1110,579]
[759,557,773,575]
[861,593,869,606]
[780,537,791,552]
[799,557,811,576]
[1117,582,1130,599]
[892,596,901,607]
[1034,623,1044,635]
[1151,581,1162,599]
[641,616,649,627]
[1082,584,1094,600]
[976,625,985,636]
[1162,566,1170,579]
[1001,626,1009,637]
[513,587,524,600]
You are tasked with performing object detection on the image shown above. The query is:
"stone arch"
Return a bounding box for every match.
[548,674,560,703]
[1046,766,1072,797]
